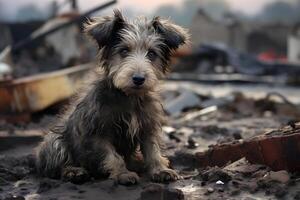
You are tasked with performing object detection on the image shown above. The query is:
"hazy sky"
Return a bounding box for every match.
[0,0,282,20]
[117,0,275,14]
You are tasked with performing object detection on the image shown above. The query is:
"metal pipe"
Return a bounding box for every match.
[11,0,117,53]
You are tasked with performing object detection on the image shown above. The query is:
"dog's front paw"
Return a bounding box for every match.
[114,171,139,186]
[62,167,90,184]
[151,169,182,183]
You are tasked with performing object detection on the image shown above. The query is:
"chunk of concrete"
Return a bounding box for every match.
[165,90,201,116]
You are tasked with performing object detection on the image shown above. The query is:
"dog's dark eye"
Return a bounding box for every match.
[147,50,157,61]
[119,48,130,58]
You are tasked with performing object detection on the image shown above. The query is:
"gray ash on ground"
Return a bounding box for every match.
[0,87,300,199]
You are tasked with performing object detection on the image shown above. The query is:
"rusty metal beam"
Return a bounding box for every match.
[0,63,94,114]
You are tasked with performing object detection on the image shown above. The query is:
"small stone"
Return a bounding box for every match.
[216,180,224,185]
[163,126,176,134]
[186,137,199,149]
[233,132,242,140]
[268,170,290,184]
[200,167,232,183]
[207,187,214,193]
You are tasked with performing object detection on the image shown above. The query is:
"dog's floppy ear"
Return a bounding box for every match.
[152,17,189,50]
[85,9,126,49]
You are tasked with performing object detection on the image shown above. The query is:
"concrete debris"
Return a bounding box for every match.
[165,90,201,116]
[264,170,290,184]
[1,85,300,199]
[224,158,264,175]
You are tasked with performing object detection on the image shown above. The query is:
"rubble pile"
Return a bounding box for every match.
[0,86,300,200]
[172,44,300,85]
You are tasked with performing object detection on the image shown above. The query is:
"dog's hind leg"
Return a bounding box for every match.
[36,133,72,179]
[101,142,139,185]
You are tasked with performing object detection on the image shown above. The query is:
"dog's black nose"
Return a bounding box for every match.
[132,75,145,86]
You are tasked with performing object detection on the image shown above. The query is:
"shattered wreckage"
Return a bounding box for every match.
[1,1,300,200]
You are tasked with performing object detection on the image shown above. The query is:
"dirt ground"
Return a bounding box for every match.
[0,81,300,200]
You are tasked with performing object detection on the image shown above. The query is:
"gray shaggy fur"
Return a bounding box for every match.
[36,10,189,185]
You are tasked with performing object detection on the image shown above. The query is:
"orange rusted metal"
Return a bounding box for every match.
[0,63,94,114]
[195,124,300,172]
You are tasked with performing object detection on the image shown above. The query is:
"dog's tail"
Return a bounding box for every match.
[36,133,71,178]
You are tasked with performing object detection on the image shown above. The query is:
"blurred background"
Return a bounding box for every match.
[1,0,300,78]
[1,0,300,157]
[1,1,300,200]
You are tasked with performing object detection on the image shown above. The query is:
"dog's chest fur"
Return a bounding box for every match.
[94,80,160,155]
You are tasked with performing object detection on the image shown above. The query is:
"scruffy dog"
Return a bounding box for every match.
[36,10,189,185]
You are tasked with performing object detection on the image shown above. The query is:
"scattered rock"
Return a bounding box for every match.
[224,158,265,176]
[266,170,290,184]
[233,132,243,140]
[185,137,199,149]
[200,167,232,183]
[162,126,176,135]
[207,187,214,193]
[165,90,201,116]
[216,180,224,185]
[169,132,181,142]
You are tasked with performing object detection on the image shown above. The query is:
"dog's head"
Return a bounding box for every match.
[85,10,189,95]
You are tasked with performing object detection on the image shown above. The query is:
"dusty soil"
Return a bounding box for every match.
[0,82,300,200]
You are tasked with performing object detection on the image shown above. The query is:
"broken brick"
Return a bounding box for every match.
[195,125,300,172]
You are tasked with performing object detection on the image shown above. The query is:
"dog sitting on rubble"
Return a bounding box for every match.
[36,10,189,185]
